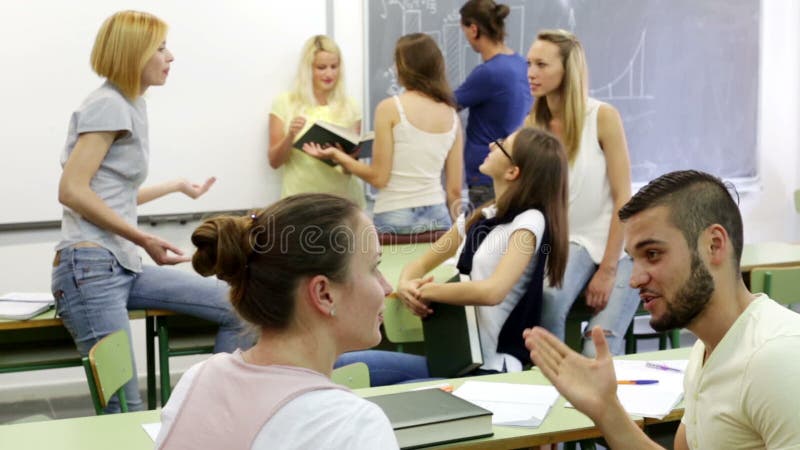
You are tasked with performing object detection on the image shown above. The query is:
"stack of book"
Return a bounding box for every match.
[366,388,493,449]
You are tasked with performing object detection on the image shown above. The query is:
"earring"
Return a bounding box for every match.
[329,307,336,317]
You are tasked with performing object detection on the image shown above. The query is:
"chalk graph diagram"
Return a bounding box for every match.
[589,30,653,101]
[378,1,527,96]
[376,1,654,106]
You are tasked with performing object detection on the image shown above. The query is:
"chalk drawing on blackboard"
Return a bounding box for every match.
[382,66,403,97]
[386,0,534,89]
[379,0,438,20]
[590,30,654,101]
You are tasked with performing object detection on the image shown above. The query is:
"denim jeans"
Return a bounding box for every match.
[335,350,432,386]
[51,246,250,413]
[372,203,452,234]
[540,243,641,357]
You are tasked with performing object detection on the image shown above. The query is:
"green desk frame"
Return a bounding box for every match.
[0,348,691,450]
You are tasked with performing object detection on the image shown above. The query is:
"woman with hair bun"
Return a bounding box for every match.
[456,0,532,207]
[156,193,398,449]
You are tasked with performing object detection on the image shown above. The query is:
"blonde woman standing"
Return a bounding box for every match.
[268,35,364,207]
[526,29,639,357]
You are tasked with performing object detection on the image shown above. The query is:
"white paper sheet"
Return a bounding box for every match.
[566,359,688,419]
[142,422,161,442]
[453,381,560,427]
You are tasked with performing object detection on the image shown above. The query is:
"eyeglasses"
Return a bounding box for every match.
[493,138,513,162]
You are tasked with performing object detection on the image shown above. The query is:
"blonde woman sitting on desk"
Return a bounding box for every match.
[268,35,364,207]
[304,33,463,234]
[156,194,398,449]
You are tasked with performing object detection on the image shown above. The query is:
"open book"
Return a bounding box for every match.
[294,120,374,166]
[0,292,55,320]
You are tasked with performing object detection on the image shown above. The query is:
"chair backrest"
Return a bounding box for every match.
[331,362,370,389]
[383,295,424,344]
[82,330,133,414]
[749,265,800,306]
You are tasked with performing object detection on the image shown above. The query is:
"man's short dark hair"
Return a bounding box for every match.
[618,170,743,272]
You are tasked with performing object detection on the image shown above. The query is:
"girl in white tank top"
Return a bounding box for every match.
[302,33,463,235]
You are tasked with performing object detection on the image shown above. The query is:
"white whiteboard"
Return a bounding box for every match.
[0,0,327,225]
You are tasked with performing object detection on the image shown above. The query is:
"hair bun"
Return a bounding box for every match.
[191,215,251,291]
[495,4,510,20]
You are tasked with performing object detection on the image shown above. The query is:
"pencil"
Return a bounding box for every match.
[617,379,659,385]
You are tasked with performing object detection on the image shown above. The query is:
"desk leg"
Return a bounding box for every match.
[146,315,156,410]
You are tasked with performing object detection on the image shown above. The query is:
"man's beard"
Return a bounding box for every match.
[650,251,715,332]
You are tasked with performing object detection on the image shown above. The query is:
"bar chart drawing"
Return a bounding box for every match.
[590,30,654,101]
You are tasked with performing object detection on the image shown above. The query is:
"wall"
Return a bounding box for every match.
[1,0,798,398]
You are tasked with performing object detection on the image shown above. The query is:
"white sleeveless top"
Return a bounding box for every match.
[568,98,618,264]
[373,95,458,214]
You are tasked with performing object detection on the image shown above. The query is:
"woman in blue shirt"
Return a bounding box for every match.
[456,0,532,208]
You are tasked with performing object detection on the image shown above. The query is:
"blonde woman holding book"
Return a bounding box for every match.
[268,35,364,207]
[304,33,463,233]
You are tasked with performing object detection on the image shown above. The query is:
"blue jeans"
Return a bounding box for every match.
[540,243,640,357]
[335,350,432,386]
[372,203,452,234]
[51,246,250,413]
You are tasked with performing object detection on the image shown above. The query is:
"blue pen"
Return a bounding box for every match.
[617,379,659,385]
[646,362,683,373]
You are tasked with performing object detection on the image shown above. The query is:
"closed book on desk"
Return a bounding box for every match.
[0,292,55,320]
[366,388,493,449]
[423,275,483,377]
[294,120,374,166]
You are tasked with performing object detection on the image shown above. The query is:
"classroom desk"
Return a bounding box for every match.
[740,241,800,272]
[355,347,691,450]
[619,347,689,427]
[0,347,691,450]
[0,409,161,450]
[0,309,160,408]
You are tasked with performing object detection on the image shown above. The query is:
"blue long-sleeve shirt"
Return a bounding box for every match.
[455,53,532,187]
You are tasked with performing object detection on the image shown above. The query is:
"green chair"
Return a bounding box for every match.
[624,305,681,354]
[82,330,133,415]
[749,265,800,306]
[382,295,424,353]
[331,362,371,389]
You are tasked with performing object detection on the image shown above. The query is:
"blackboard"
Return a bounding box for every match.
[0,0,327,226]
[365,0,760,183]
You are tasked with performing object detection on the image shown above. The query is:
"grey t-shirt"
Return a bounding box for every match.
[56,81,149,272]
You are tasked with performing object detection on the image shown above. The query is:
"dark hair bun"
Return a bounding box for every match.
[495,4,510,20]
[191,216,251,302]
